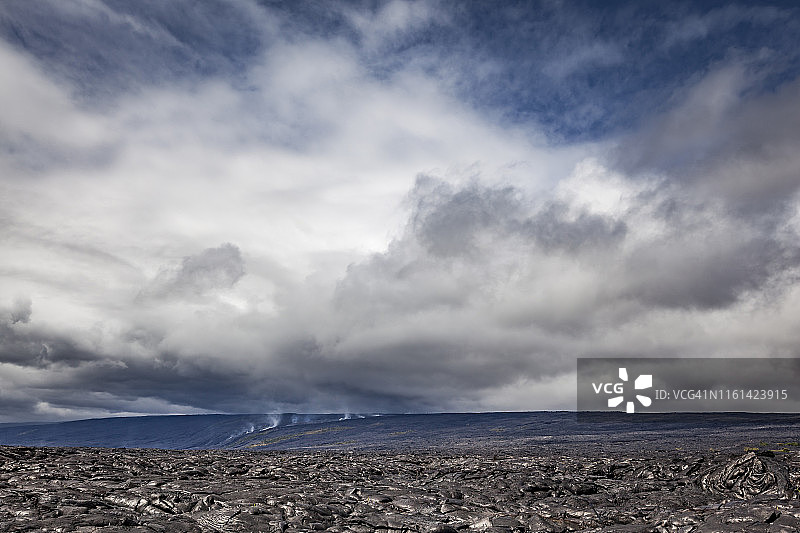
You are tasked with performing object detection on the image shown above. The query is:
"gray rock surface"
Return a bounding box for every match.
[1,445,798,532]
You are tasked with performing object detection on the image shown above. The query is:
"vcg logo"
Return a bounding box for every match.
[591,367,653,413]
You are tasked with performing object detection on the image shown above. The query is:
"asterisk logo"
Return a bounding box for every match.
[608,367,652,413]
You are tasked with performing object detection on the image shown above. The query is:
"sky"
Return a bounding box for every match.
[1,0,800,422]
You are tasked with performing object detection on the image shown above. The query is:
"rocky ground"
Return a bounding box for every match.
[1,445,798,533]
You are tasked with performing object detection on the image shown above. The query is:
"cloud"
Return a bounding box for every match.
[0,41,109,174]
[2,153,799,419]
[542,42,624,81]
[661,5,782,49]
[0,0,268,101]
[325,169,783,401]
[346,0,449,53]
[7,296,32,324]
[624,230,791,309]
[616,65,800,213]
[404,175,627,259]
[1,1,800,421]
[141,243,245,300]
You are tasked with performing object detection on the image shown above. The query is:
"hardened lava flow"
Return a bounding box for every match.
[1,445,798,532]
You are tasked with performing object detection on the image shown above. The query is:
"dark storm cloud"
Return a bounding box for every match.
[0,322,98,369]
[58,354,265,413]
[409,176,626,258]
[624,233,794,310]
[520,205,628,254]
[0,297,98,374]
[410,177,520,257]
[0,349,239,422]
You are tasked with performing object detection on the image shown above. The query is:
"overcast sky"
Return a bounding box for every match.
[1,0,799,422]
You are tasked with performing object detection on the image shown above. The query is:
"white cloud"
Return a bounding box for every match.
[662,5,781,49]
[542,42,624,81]
[346,0,449,52]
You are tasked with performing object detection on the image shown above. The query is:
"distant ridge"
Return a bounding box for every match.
[0,412,798,451]
[0,413,369,449]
